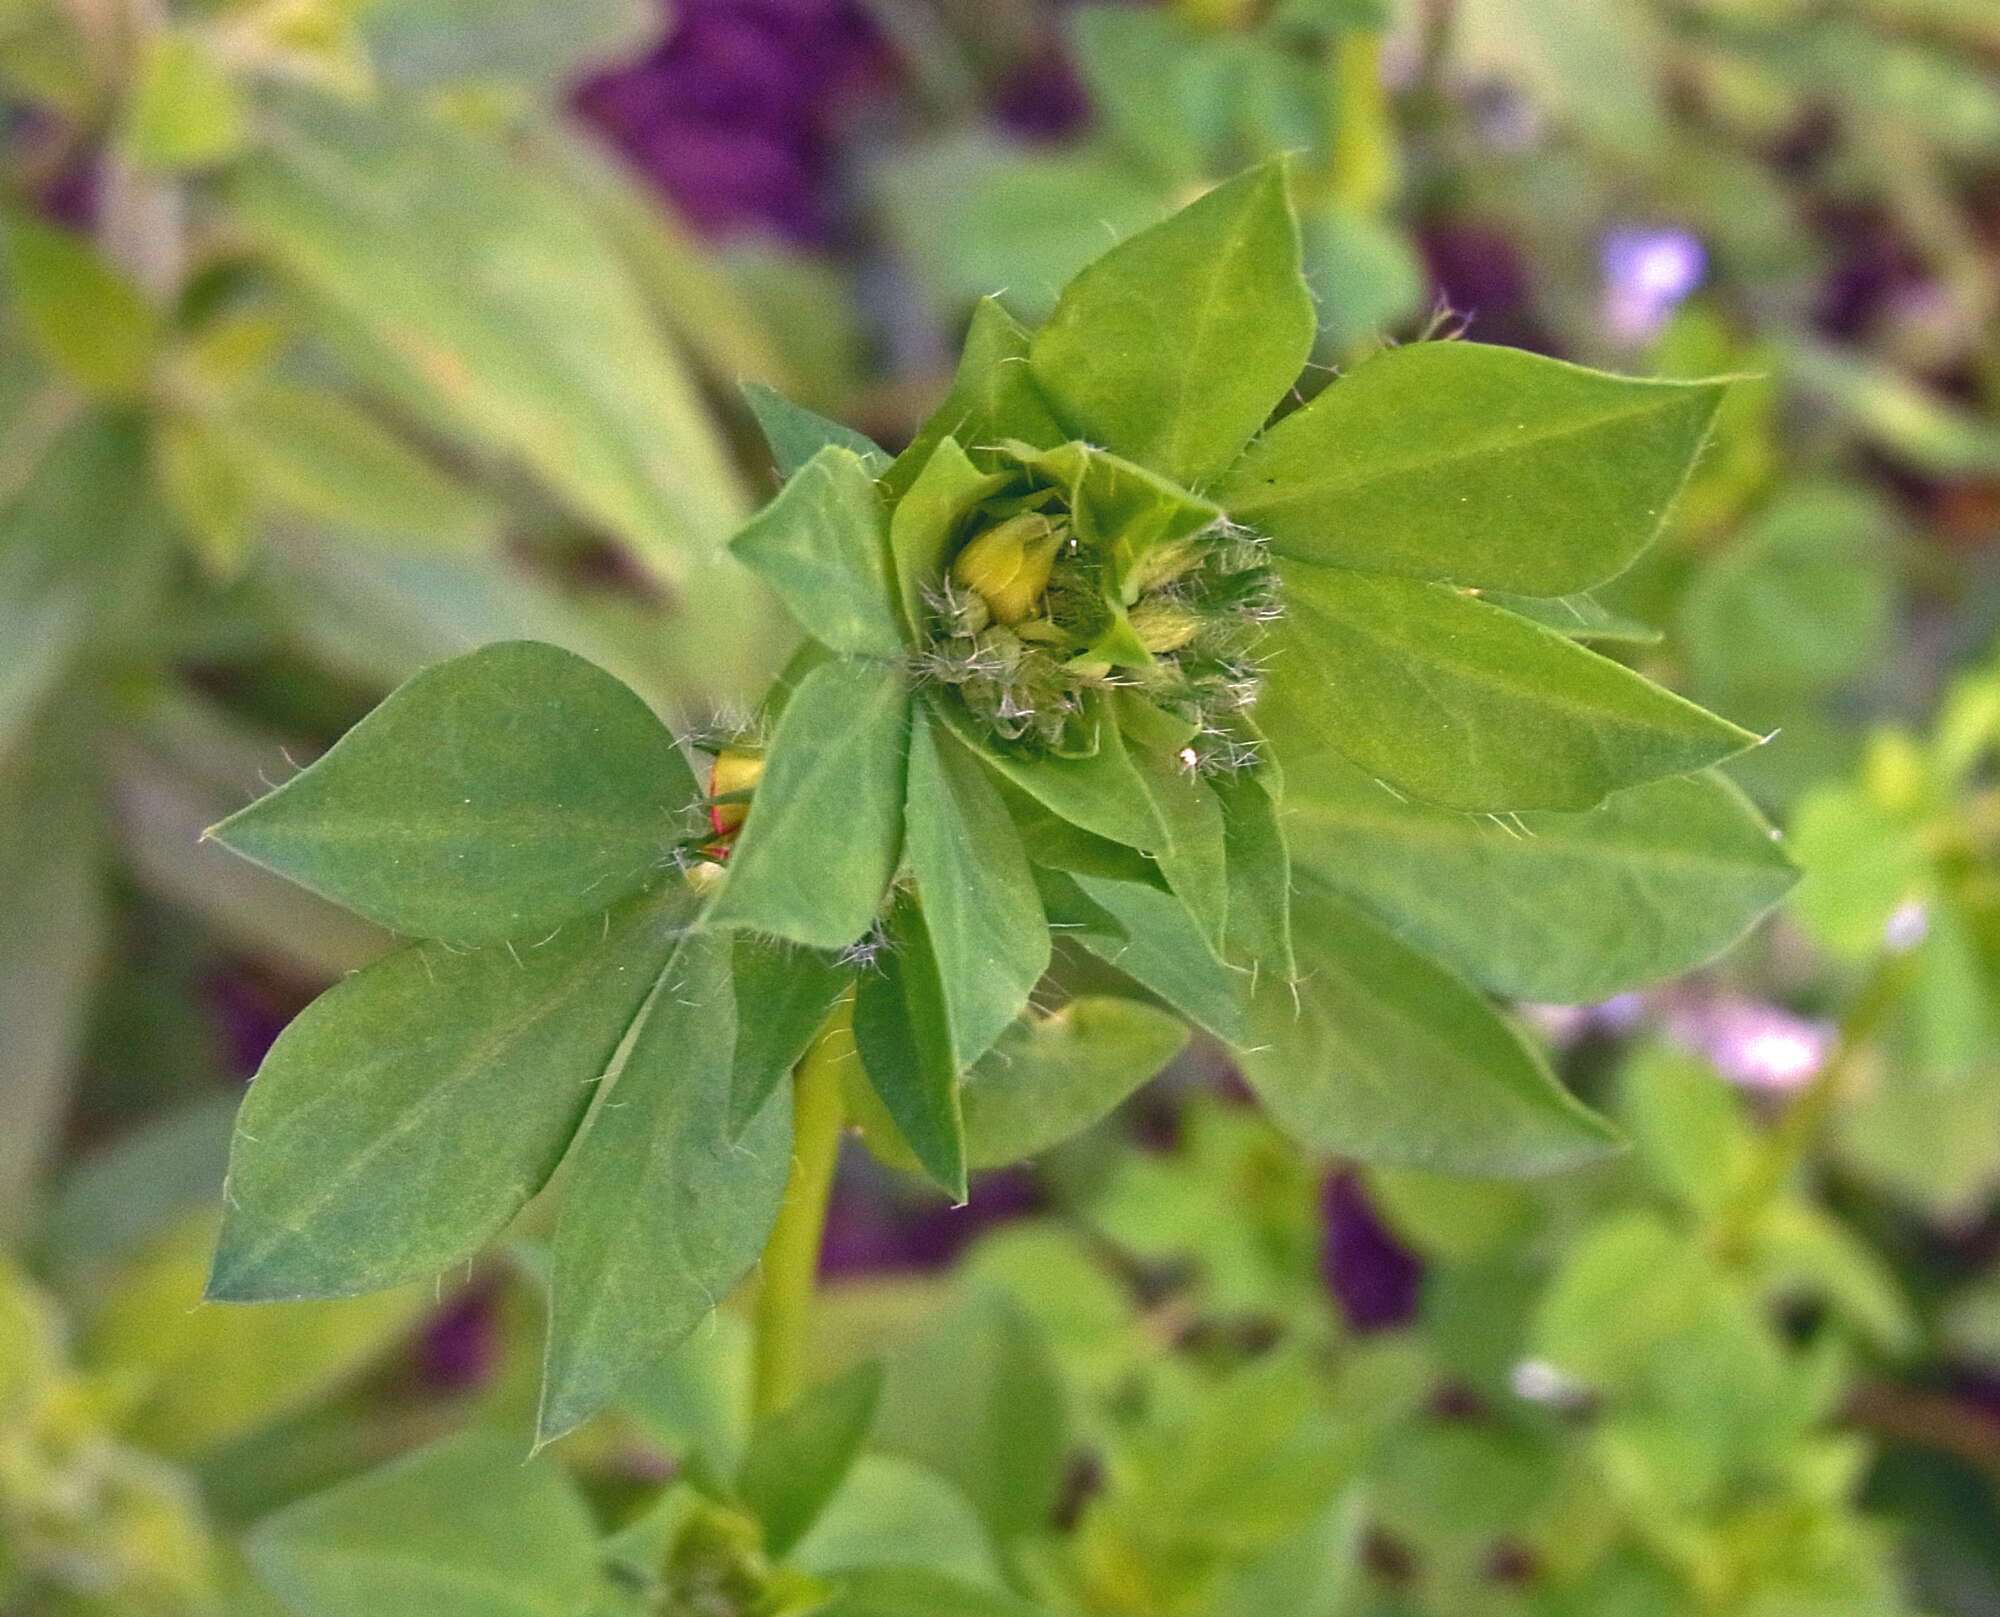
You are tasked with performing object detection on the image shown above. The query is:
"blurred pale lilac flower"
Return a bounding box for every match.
[1884,899,1929,952]
[1601,227,1706,343]
[1470,83,1544,152]
[1669,996,1832,1091]
[1523,994,1646,1048]
[1510,1357,1591,1410]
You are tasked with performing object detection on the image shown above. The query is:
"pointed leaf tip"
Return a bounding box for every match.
[1029,159,1314,489]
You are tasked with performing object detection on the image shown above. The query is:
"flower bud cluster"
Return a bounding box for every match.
[917,474,1280,772]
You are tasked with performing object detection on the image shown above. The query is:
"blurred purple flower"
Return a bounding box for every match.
[206,969,304,1076]
[991,44,1091,143]
[1321,1171,1422,1333]
[1601,227,1706,343]
[574,0,889,245]
[819,1157,1042,1276]
[1419,223,1560,356]
[417,1287,497,1391]
[1669,996,1832,1092]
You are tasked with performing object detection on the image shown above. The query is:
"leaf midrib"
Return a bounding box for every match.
[225,915,675,1288]
[1231,383,1706,515]
[1284,564,1742,739]
[1284,797,1790,883]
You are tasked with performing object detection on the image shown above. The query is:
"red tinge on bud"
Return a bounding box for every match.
[708,749,764,842]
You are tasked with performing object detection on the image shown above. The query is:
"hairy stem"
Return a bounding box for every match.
[750,994,851,1421]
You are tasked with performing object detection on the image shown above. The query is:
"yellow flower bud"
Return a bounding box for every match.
[1124,536,1201,599]
[1127,600,1203,654]
[708,749,764,837]
[951,514,1063,625]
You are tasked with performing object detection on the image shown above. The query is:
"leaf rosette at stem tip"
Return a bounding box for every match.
[194,156,1797,1449]
[716,154,1781,1178]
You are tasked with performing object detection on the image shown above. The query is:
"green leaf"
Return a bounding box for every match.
[1029,161,1313,489]
[209,641,696,946]
[245,1432,601,1617]
[1069,872,1247,1044]
[1239,884,1623,1176]
[1618,1044,1754,1221]
[1488,590,1663,645]
[1209,1493,1366,1617]
[0,413,169,761]
[736,1361,884,1556]
[1266,561,1756,812]
[887,436,1008,639]
[1116,695,1229,949]
[931,693,1163,853]
[906,712,1050,1068]
[1300,205,1426,353]
[885,302,1066,501]
[731,447,903,659]
[1751,1202,1918,1360]
[816,1566,1048,1617]
[235,93,747,583]
[364,0,651,92]
[219,383,500,550]
[872,1293,1066,1562]
[156,411,256,575]
[1219,343,1725,596]
[1787,782,1930,960]
[94,1211,428,1457]
[1068,6,1221,188]
[3,215,157,399]
[1454,0,1669,158]
[1277,749,1796,1002]
[1215,766,1295,979]
[1679,482,1897,699]
[1909,898,1995,1083]
[542,929,793,1442]
[877,137,1164,327]
[728,936,855,1136]
[0,713,103,1233]
[742,381,890,480]
[853,895,969,1199]
[123,28,247,169]
[619,1327,754,1502]
[1013,440,1221,592]
[1031,866,1132,952]
[791,1456,1005,1589]
[40,1095,238,1289]
[206,884,689,1303]
[1531,1212,1720,1395]
[963,998,1189,1169]
[1000,778,1165,889]
[706,658,911,949]
[1075,1353,1367,1593]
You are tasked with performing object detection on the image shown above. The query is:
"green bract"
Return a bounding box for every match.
[203,159,1793,1444]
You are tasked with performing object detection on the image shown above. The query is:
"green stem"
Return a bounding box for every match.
[1712,953,1911,1264]
[1324,29,1398,217]
[750,995,851,1421]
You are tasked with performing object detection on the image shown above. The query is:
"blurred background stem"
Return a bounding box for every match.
[1325,28,1397,217]
[85,0,186,302]
[1714,953,1914,1265]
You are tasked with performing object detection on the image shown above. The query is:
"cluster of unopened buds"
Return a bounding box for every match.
[915,471,1281,770]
